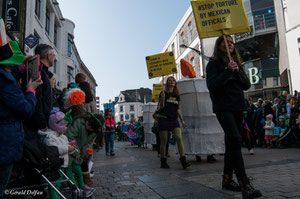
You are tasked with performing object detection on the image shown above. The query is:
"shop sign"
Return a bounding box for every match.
[248,67,259,85]
[2,0,20,32]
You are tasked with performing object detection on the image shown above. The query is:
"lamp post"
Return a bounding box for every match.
[179,44,210,61]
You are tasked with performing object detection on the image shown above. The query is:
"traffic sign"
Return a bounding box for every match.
[24,34,39,49]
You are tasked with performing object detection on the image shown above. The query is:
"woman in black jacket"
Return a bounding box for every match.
[206,35,262,199]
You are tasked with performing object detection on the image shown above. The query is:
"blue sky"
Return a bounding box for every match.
[58,1,191,109]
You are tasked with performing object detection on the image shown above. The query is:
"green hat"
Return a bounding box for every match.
[0,41,25,65]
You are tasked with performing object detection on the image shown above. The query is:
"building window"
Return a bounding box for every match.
[53,60,57,74]
[190,57,195,68]
[35,0,41,19]
[187,22,192,44]
[130,114,135,120]
[45,8,50,35]
[34,31,40,43]
[120,97,122,101]
[262,78,266,86]
[180,32,184,45]
[298,38,300,56]
[171,43,175,54]
[120,106,123,112]
[68,34,73,57]
[67,66,74,83]
[120,114,124,122]
[54,25,58,47]
[273,77,278,86]
[130,105,134,111]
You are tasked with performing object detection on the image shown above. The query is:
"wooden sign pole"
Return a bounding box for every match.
[222,29,233,62]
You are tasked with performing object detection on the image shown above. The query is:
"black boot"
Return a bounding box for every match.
[222,174,240,192]
[238,177,262,199]
[179,156,191,169]
[160,158,170,168]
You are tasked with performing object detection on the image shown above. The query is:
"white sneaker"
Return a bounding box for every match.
[249,149,254,155]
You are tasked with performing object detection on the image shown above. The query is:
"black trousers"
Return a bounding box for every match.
[216,111,247,180]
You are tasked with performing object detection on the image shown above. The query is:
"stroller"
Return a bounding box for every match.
[6,131,86,199]
[273,114,300,148]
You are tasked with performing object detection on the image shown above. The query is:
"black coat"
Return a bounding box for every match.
[206,59,251,113]
[23,65,52,130]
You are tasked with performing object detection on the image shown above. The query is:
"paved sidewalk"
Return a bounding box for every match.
[91,141,300,199]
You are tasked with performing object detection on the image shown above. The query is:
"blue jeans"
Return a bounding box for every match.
[0,164,13,198]
[105,132,114,153]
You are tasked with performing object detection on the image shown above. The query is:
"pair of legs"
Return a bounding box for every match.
[216,111,247,180]
[159,128,184,158]
[105,132,115,155]
[155,131,170,156]
[50,164,85,199]
[216,111,262,199]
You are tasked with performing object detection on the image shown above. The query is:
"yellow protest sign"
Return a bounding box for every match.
[152,84,163,102]
[191,0,250,38]
[145,51,177,79]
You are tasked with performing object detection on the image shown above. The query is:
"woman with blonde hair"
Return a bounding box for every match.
[157,76,190,169]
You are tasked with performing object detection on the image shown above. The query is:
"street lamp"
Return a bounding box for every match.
[179,44,210,61]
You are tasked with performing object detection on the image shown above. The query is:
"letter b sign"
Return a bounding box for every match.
[248,67,259,84]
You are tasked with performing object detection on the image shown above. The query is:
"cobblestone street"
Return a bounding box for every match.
[91,142,300,199]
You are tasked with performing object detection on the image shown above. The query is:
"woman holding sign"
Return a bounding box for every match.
[157,76,190,169]
[206,36,262,199]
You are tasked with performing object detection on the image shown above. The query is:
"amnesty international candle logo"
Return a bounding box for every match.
[191,0,250,38]
[145,51,177,79]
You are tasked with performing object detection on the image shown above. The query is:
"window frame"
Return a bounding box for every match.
[67,66,74,83]
[273,77,278,86]
[130,105,135,111]
[68,34,73,57]
[45,8,50,35]
[35,0,41,19]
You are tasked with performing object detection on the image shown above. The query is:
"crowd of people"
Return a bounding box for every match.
[243,91,300,152]
[1,16,300,199]
[0,18,103,199]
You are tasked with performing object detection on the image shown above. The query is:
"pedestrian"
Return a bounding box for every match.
[38,108,75,199]
[263,114,275,148]
[46,71,59,108]
[152,110,170,157]
[75,73,97,113]
[64,112,103,198]
[23,44,55,132]
[0,39,42,198]
[104,109,116,156]
[157,76,190,169]
[206,35,262,199]
[254,100,265,147]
